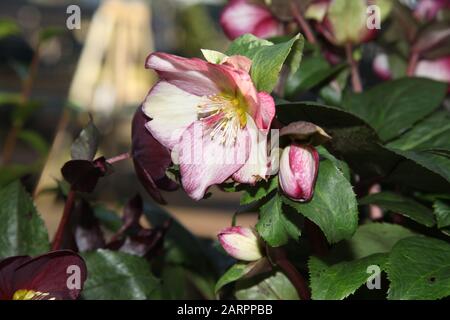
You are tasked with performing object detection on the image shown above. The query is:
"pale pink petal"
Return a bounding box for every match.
[220,0,281,40]
[222,55,252,73]
[279,146,301,198]
[253,92,275,131]
[146,52,237,96]
[373,54,392,81]
[218,226,263,261]
[178,120,250,200]
[232,116,270,184]
[142,81,202,150]
[415,57,450,83]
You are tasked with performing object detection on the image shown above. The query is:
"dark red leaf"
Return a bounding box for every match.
[61,157,112,193]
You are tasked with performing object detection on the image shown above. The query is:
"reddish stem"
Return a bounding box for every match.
[106,152,131,164]
[268,247,311,300]
[291,1,317,44]
[305,219,329,257]
[345,42,363,93]
[51,189,76,250]
[407,51,419,76]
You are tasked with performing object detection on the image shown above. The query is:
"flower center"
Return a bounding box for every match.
[13,289,54,300]
[197,94,247,146]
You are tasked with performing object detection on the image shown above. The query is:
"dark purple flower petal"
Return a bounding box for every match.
[12,250,87,300]
[131,107,177,204]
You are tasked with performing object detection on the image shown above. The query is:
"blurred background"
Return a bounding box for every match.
[0,0,256,239]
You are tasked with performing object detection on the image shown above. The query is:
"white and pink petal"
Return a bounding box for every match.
[142,81,202,150]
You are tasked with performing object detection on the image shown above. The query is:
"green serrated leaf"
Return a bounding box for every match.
[309,253,388,300]
[0,181,50,258]
[316,146,350,180]
[256,194,302,247]
[387,236,450,300]
[226,34,272,56]
[359,191,435,227]
[284,159,358,244]
[226,34,304,93]
[71,119,100,161]
[240,177,278,205]
[82,249,162,300]
[250,35,304,92]
[235,271,299,300]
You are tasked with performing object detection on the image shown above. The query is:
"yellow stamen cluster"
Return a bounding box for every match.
[198,94,247,146]
[13,289,55,300]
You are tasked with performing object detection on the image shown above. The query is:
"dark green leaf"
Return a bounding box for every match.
[82,249,161,299]
[285,55,346,98]
[342,78,447,141]
[0,181,50,258]
[309,253,388,300]
[284,159,358,244]
[433,201,450,229]
[240,177,278,205]
[387,236,450,300]
[316,146,350,181]
[387,111,450,151]
[0,163,41,187]
[277,101,450,192]
[71,119,100,161]
[235,271,299,300]
[256,194,302,247]
[329,223,416,261]
[215,263,253,293]
[359,191,435,227]
[388,148,450,190]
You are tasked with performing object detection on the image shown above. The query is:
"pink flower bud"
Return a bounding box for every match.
[218,226,263,261]
[220,0,283,40]
[279,144,319,202]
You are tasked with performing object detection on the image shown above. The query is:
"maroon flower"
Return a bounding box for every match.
[0,250,87,300]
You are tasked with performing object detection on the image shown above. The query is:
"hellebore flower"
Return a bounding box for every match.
[218,226,263,261]
[414,0,450,21]
[279,144,319,202]
[374,54,450,88]
[0,250,87,300]
[220,0,283,40]
[415,57,450,84]
[142,52,275,200]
